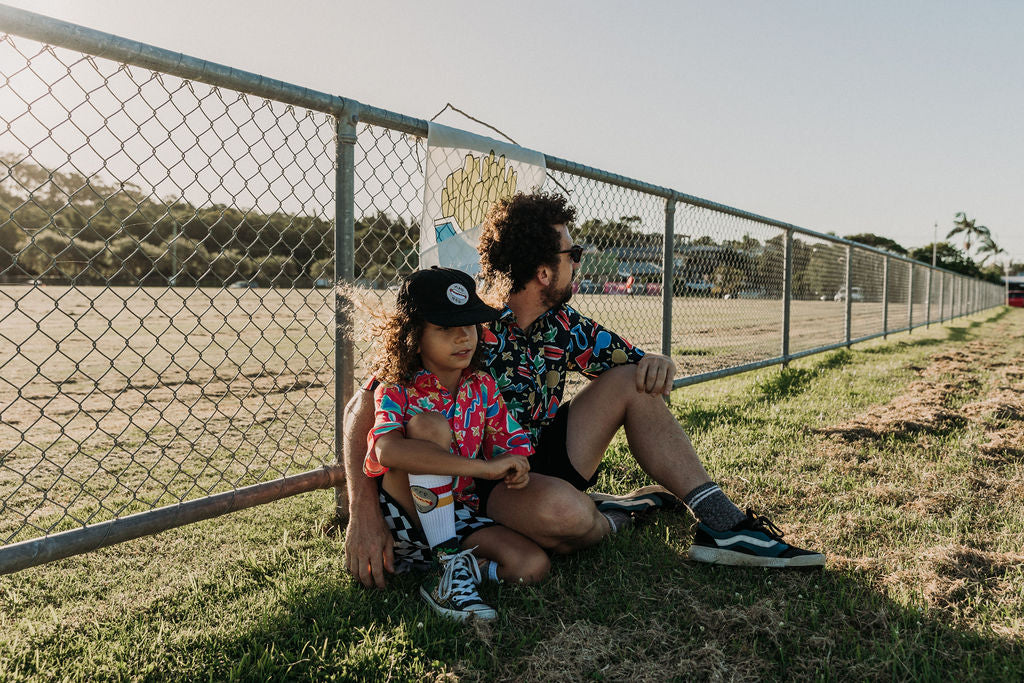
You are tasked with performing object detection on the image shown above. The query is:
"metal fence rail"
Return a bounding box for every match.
[0,4,1005,574]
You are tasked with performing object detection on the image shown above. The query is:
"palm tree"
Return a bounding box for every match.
[976,234,1005,266]
[946,212,991,252]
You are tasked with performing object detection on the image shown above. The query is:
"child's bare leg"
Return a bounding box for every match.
[464,526,550,584]
[381,470,415,517]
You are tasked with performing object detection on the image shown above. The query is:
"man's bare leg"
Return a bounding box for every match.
[488,364,712,553]
[565,364,712,498]
[484,474,609,553]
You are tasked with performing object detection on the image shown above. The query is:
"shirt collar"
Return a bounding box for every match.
[496,304,567,330]
[411,367,473,393]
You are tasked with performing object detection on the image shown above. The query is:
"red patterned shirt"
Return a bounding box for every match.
[364,368,534,508]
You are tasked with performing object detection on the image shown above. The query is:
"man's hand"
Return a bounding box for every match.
[344,502,395,589]
[635,353,676,395]
[481,454,530,489]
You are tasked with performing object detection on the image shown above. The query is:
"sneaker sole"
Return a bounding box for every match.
[589,485,680,512]
[419,586,497,621]
[687,545,825,568]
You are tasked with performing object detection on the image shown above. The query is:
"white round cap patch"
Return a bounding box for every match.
[446,283,469,305]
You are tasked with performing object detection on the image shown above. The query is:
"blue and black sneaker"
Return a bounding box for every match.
[687,509,825,568]
[588,485,681,513]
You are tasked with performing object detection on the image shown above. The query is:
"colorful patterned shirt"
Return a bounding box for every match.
[364,368,534,508]
[480,305,645,444]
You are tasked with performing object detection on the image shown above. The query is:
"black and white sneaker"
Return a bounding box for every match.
[589,485,680,513]
[420,547,496,621]
[602,509,635,534]
[687,509,825,568]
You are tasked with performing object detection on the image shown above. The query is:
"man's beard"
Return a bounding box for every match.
[541,279,573,309]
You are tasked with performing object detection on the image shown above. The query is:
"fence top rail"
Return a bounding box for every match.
[0,3,994,281]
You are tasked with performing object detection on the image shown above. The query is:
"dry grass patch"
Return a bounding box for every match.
[979,424,1024,459]
[882,545,1024,620]
[816,380,965,440]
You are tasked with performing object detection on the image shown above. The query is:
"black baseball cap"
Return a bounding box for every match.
[397,267,501,326]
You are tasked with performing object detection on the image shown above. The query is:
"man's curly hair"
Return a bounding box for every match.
[367,303,485,386]
[477,191,576,299]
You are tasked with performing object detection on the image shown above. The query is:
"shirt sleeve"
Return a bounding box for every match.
[363,383,408,477]
[561,307,645,378]
[481,374,535,460]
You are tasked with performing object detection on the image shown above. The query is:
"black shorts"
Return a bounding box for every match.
[474,400,599,514]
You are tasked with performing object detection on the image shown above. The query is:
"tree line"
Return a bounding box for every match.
[1,157,1014,290]
[0,156,417,287]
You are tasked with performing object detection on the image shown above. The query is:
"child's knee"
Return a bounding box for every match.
[406,411,451,447]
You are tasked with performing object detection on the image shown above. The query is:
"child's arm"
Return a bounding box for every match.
[375,431,528,482]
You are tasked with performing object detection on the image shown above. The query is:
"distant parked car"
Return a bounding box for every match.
[229,280,258,289]
[603,281,631,295]
[1008,291,1024,308]
[834,286,864,302]
[576,279,600,294]
[314,278,333,288]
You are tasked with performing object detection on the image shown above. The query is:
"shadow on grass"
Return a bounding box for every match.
[161,516,1022,681]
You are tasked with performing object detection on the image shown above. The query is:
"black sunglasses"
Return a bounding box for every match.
[557,244,584,263]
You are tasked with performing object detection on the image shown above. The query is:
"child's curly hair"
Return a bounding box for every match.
[477,191,577,301]
[367,302,486,386]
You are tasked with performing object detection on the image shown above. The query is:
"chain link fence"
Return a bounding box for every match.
[0,7,1005,573]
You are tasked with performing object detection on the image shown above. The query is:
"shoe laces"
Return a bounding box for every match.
[746,509,784,541]
[437,547,483,601]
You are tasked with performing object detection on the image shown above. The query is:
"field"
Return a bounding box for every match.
[0,283,951,547]
[0,284,937,546]
[1,302,1021,681]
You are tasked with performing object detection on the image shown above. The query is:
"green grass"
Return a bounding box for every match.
[2,308,1023,681]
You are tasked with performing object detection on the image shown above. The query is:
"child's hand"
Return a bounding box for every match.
[482,455,530,489]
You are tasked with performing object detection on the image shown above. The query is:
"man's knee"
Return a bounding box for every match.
[531,487,599,540]
[505,550,551,584]
[406,411,451,447]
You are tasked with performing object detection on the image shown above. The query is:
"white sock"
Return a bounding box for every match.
[407,473,456,549]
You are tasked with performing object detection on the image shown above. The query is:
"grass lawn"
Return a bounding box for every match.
[2,307,1022,681]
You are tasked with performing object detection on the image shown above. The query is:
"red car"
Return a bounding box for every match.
[1009,291,1024,308]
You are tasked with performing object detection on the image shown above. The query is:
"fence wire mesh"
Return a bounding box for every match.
[669,205,783,371]
[1,34,336,546]
[0,23,1005,567]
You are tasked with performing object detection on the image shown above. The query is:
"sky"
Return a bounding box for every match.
[3,0,1022,264]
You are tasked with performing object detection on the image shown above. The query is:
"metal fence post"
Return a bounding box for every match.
[926,265,933,328]
[958,277,964,318]
[334,109,359,518]
[938,270,945,322]
[661,198,675,387]
[953,276,958,318]
[844,244,853,347]
[882,255,889,339]
[907,263,914,333]
[956,276,961,318]
[782,228,793,365]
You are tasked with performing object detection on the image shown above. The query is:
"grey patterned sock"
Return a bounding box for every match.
[682,482,746,531]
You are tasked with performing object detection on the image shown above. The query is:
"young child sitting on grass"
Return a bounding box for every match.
[363,267,549,621]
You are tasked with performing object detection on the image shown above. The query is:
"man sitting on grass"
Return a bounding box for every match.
[344,191,824,588]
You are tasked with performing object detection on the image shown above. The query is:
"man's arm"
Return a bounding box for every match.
[343,388,394,588]
[563,307,674,395]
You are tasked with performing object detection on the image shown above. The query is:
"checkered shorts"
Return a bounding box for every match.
[378,483,496,573]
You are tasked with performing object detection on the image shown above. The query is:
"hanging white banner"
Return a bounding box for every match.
[419,123,547,276]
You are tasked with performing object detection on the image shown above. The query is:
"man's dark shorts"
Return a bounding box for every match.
[474,400,599,515]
